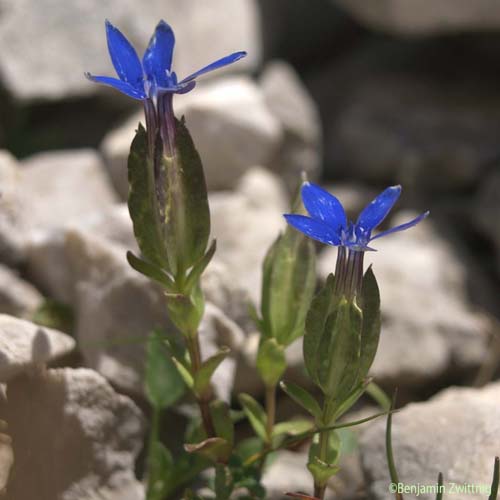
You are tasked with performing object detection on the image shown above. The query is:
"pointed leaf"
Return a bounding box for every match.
[128,124,169,270]
[184,437,230,463]
[256,338,286,388]
[210,400,234,448]
[127,251,174,290]
[333,379,371,420]
[359,266,381,378]
[184,239,216,292]
[303,274,336,386]
[193,346,230,396]
[435,472,444,500]
[145,330,185,409]
[171,356,194,389]
[147,442,173,500]
[318,298,362,403]
[280,381,322,420]
[489,457,499,500]
[161,117,210,276]
[238,393,267,442]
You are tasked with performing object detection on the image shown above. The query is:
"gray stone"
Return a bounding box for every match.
[0,420,13,494]
[0,151,25,265]
[0,148,118,268]
[0,314,75,383]
[0,0,260,101]
[319,213,489,386]
[260,61,322,188]
[0,367,144,500]
[0,264,43,319]
[101,77,283,197]
[333,0,500,35]
[209,167,288,305]
[360,382,500,500]
[475,170,500,276]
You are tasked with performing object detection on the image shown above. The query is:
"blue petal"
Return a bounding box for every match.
[85,73,146,100]
[180,51,247,84]
[143,20,175,89]
[370,211,430,241]
[356,185,401,232]
[105,20,144,91]
[301,182,347,232]
[284,214,341,246]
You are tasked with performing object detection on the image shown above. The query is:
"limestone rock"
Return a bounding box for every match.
[0,314,75,383]
[0,264,43,319]
[0,0,260,101]
[0,367,145,500]
[360,382,500,500]
[319,214,489,386]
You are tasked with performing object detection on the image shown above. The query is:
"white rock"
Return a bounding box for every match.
[101,77,283,197]
[0,314,75,383]
[0,0,260,100]
[333,0,500,35]
[19,149,118,232]
[209,167,288,304]
[0,149,118,267]
[0,264,43,319]
[319,213,489,386]
[0,367,144,500]
[360,382,500,500]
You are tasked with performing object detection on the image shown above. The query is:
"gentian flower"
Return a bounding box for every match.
[285,182,429,297]
[284,182,428,252]
[85,19,246,101]
[86,20,246,155]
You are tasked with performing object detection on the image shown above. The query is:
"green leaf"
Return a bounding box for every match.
[127,123,169,270]
[238,393,268,442]
[184,239,216,293]
[171,356,194,390]
[303,274,336,387]
[193,347,230,397]
[272,419,314,439]
[184,437,230,463]
[145,330,185,409]
[307,457,340,487]
[366,381,391,411]
[359,266,381,379]
[386,395,402,500]
[127,251,174,290]
[435,472,443,500]
[260,214,316,346]
[210,400,234,448]
[309,430,341,466]
[215,463,233,500]
[161,117,210,276]
[146,442,173,500]
[279,381,322,420]
[333,379,370,420]
[318,298,362,402]
[166,283,205,336]
[256,338,286,388]
[489,457,499,500]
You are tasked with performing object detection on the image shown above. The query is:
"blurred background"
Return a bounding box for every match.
[1,1,500,499]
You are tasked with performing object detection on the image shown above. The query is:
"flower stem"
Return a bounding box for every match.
[146,406,161,499]
[313,400,335,499]
[265,383,277,444]
[186,333,216,438]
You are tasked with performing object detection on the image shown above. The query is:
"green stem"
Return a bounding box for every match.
[265,384,277,444]
[313,400,335,499]
[186,332,216,438]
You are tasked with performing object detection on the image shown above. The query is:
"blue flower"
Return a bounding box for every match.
[85,20,247,100]
[284,182,429,251]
